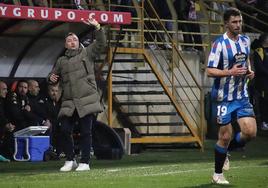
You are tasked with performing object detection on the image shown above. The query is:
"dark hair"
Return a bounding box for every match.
[17,80,28,86]
[223,8,241,23]
[251,33,268,49]
[258,33,268,46]
[65,32,77,39]
[251,38,260,50]
[15,80,28,93]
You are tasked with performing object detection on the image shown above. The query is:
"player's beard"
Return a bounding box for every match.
[231,27,241,36]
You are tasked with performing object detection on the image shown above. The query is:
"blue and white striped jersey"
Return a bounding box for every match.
[207,33,251,102]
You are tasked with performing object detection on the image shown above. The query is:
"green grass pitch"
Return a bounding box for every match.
[1,135,268,188]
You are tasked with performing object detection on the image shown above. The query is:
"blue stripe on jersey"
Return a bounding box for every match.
[217,49,224,69]
[223,76,232,100]
[235,42,241,53]
[238,37,249,99]
[225,38,234,68]
[212,41,218,53]
[223,38,233,99]
[208,38,222,67]
[233,77,240,99]
[207,33,250,101]
[240,77,246,97]
[232,42,242,99]
[241,36,250,55]
[211,46,224,101]
[239,36,249,99]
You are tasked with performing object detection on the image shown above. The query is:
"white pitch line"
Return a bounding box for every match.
[141,165,268,177]
[106,162,214,173]
[105,164,268,177]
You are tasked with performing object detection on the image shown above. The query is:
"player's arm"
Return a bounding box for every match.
[47,58,61,84]
[206,38,248,78]
[206,67,231,77]
[207,64,248,77]
[245,59,255,80]
[206,40,229,77]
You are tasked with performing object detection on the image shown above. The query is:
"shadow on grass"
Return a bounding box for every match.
[0,160,62,174]
[260,161,268,166]
[181,183,235,188]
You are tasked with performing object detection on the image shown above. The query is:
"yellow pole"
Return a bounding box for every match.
[108,48,113,126]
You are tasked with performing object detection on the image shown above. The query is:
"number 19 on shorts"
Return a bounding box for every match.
[217,105,227,116]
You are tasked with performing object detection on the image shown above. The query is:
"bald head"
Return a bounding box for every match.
[28,80,40,96]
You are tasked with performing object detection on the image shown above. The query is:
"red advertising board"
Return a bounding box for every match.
[0,4,131,24]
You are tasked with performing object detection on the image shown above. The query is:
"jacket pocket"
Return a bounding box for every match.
[86,76,97,91]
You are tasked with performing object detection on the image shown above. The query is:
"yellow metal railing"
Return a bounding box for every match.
[103,0,206,148]
[8,0,267,148]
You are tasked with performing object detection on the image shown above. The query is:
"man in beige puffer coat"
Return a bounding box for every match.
[48,16,106,172]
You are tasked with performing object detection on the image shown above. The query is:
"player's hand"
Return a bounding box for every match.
[229,64,248,76]
[246,69,255,80]
[82,15,100,29]
[49,73,59,83]
[43,119,52,129]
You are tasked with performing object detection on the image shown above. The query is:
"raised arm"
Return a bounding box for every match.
[82,16,106,60]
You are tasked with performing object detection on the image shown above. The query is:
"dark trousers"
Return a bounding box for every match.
[0,132,14,159]
[181,22,203,51]
[260,94,268,122]
[60,112,94,164]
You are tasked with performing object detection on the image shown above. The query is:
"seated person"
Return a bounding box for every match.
[44,84,62,157]
[0,80,15,160]
[5,80,51,160]
[27,79,51,128]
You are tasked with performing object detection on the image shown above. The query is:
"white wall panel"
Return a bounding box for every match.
[15,38,63,77]
[0,37,30,77]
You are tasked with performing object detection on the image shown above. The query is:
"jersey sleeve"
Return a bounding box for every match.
[207,39,222,68]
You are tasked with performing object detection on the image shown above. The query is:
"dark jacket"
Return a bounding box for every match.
[6,92,39,130]
[44,97,61,127]
[0,97,8,138]
[49,29,106,118]
[173,0,189,20]
[27,94,47,123]
[253,47,268,92]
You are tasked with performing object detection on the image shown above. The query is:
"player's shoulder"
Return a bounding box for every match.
[239,34,251,49]
[239,34,250,39]
[211,35,225,50]
[214,35,225,43]
[240,34,250,42]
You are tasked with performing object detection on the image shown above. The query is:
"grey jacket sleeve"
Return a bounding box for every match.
[47,58,62,84]
[86,28,107,60]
